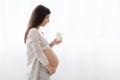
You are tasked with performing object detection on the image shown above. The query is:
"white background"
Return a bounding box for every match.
[0,0,120,80]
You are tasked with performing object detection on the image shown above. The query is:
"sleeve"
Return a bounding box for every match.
[27,29,49,66]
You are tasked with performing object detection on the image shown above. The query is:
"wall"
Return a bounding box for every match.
[0,0,120,80]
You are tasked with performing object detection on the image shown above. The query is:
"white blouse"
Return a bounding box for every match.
[25,28,50,80]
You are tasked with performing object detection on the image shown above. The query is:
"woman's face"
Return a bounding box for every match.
[41,14,50,26]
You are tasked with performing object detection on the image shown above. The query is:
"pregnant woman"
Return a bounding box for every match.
[24,5,62,80]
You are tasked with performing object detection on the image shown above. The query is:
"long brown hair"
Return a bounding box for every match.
[24,5,51,43]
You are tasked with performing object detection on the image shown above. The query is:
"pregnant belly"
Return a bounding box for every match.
[43,47,59,68]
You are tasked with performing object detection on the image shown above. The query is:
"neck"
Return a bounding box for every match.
[36,26,40,30]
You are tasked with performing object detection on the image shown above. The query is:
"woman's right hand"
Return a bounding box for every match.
[46,64,56,75]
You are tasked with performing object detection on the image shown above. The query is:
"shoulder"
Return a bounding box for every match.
[27,28,40,38]
[28,28,40,36]
[29,28,39,34]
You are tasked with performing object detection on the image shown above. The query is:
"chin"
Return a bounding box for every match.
[41,23,47,27]
[42,25,46,27]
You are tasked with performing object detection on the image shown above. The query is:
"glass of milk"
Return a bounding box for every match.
[56,32,62,41]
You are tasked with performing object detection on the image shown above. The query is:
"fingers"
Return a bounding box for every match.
[48,69,56,75]
[46,64,56,75]
[55,38,62,43]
